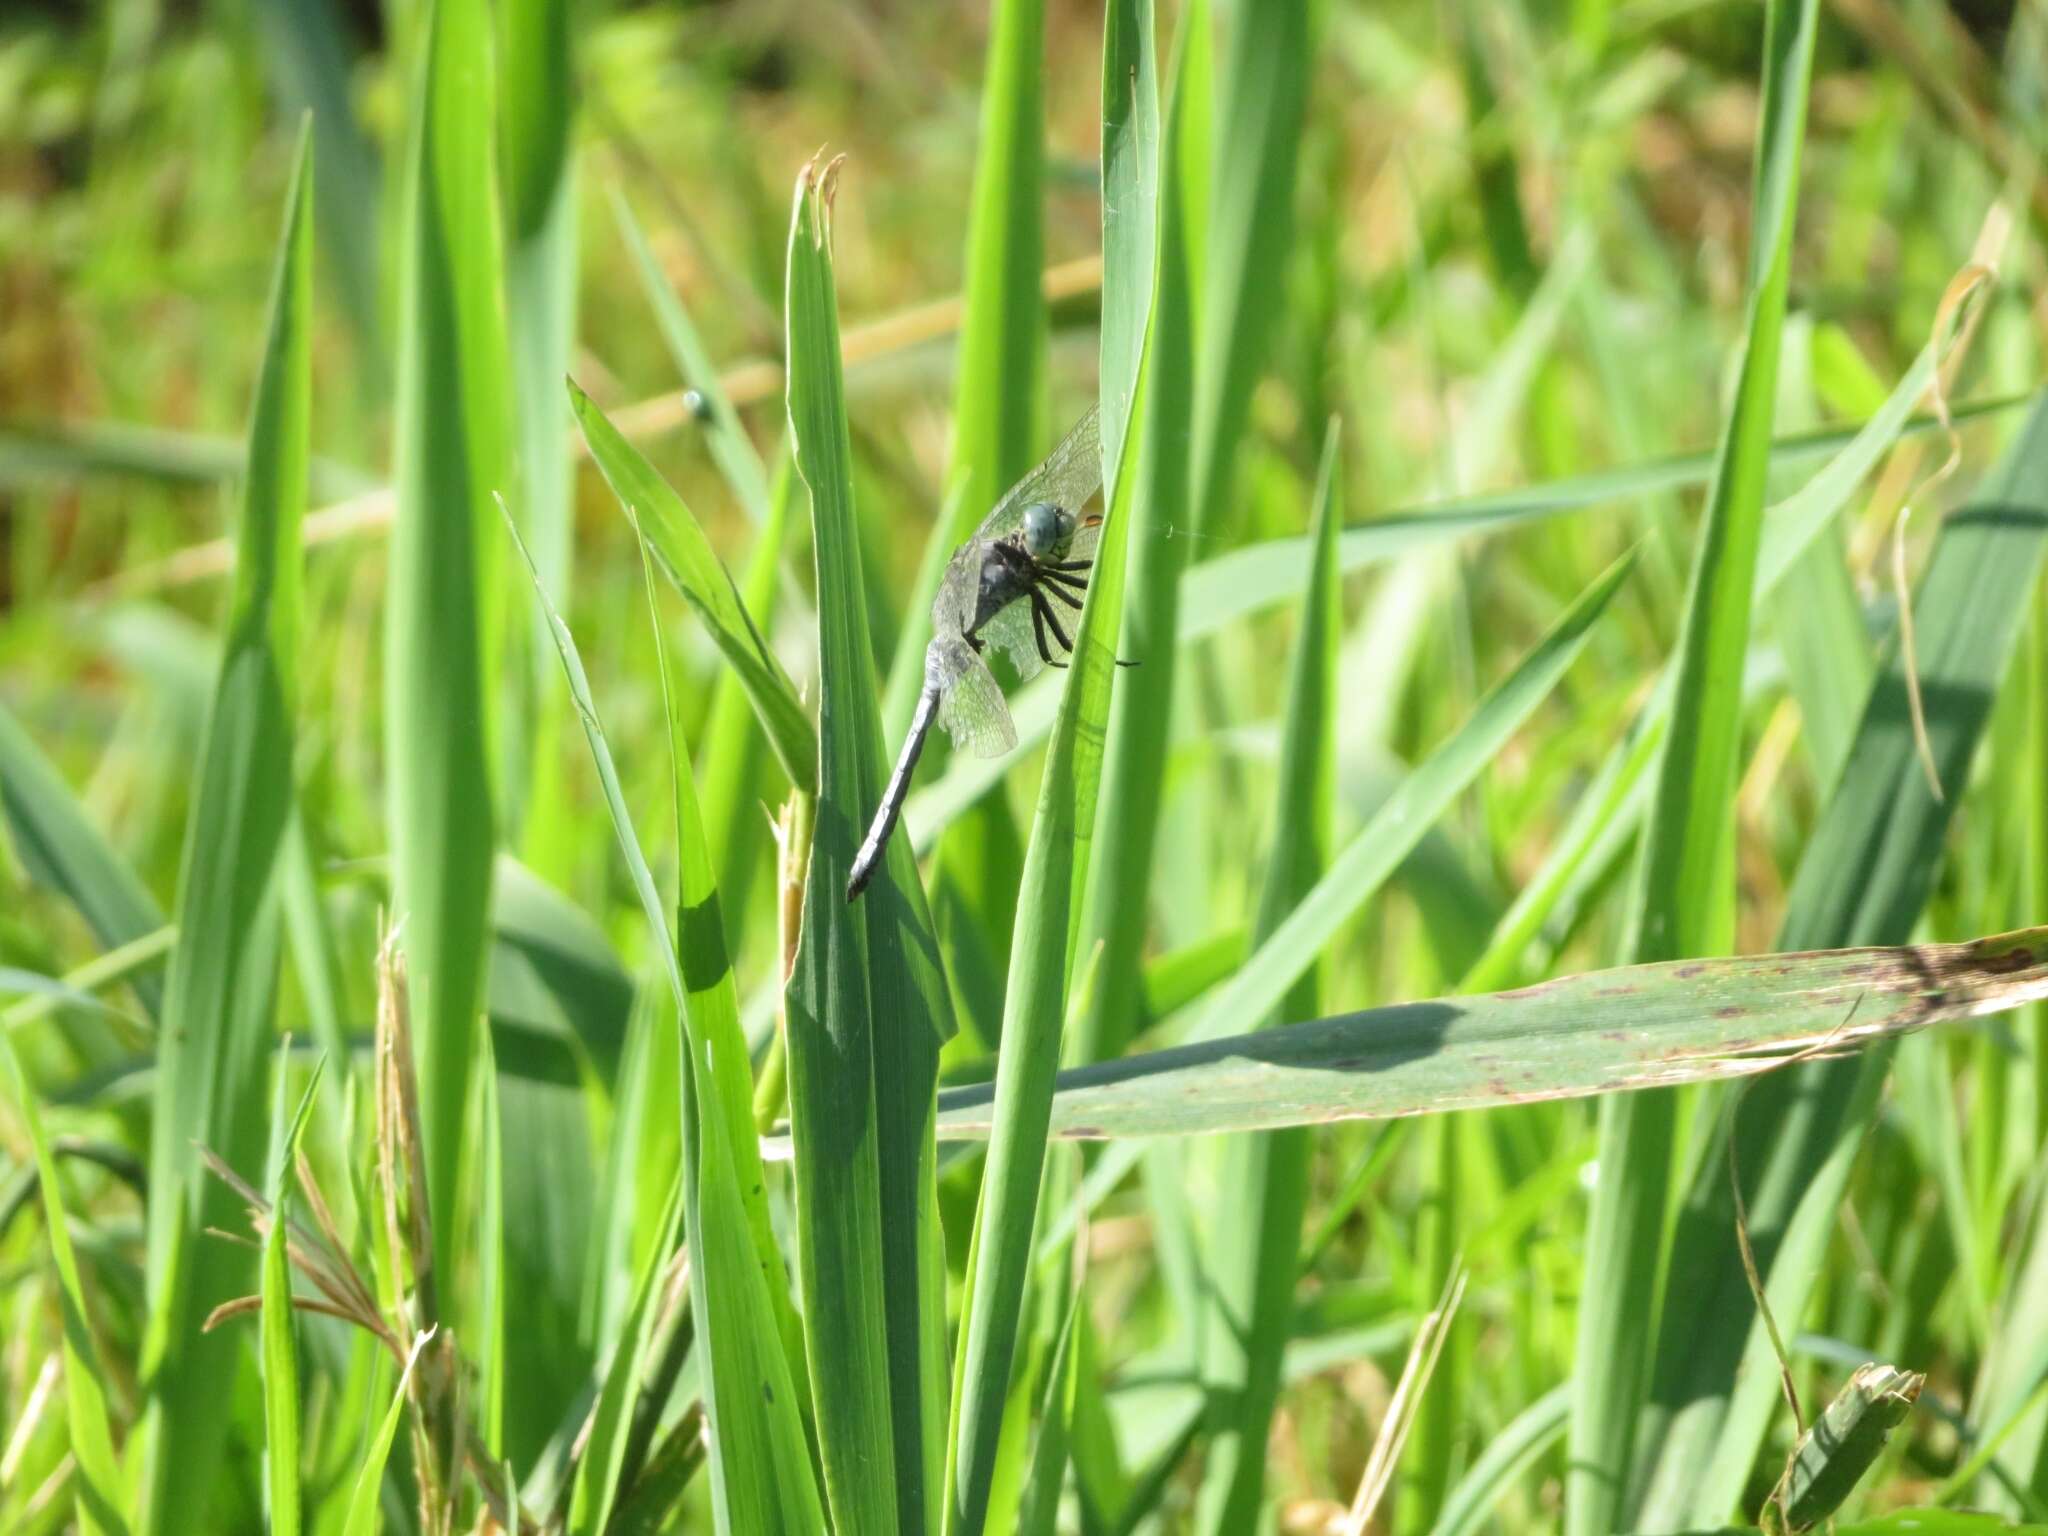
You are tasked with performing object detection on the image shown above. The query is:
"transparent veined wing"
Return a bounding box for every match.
[978,594,1052,685]
[931,537,985,643]
[927,635,1019,758]
[969,404,1104,546]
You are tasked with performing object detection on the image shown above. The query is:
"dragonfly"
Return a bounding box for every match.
[847,404,1113,902]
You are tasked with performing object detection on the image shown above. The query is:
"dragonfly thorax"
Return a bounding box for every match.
[970,538,1040,638]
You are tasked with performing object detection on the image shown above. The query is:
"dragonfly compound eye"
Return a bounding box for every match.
[1021,502,1068,557]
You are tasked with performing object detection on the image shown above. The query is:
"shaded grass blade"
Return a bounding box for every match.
[1570,1,1822,1525]
[0,1026,129,1536]
[783,157,955,1536]
[928,926,2048,1139]
[0,699,168,1022]
[384,0,511,1298]
[138,126,312,1536]
[570,380,816,794]
[944,336,1138,1536]
[1193,424,1341,1535]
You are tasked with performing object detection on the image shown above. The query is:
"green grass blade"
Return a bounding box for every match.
[784,157,954,1536]
[0,1028,129,1536]
[1643,392,2048,1529]
[569,380,816,794]
[1078,0,1312,1065]
[1569,1,1821,1525]
[385,0,510,1299]
[637,527,810,1420]
[613,189,775,526]
[946,334,1138,1536]
[965,554,1627,1211]
[567,1173,682,1536]
[249,0,382,372]
[1098,0,1159,497]
[1192,425,1341,1535]
[1428,1384,1571,1536]
[137,125,312,1536]
[0,418,372,500]
[261,1052,325,1536]
[612,190,797,911]
[0,699,169,1021]
[499,0,579,871]
[1015,1293,1083,1536]
[339,1332,433,1536]
[505,504,823,1535]
[1072,0,1201,1068]
[927,926,2048,1140]
[915,0,1051,1040]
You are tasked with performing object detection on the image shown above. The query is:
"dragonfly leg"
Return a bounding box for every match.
[1031,594,1067,668]
[1035,589,1075,657]
[1038,567,1089,596]
[1048,558,1094,572]
[1039,578,1084,611]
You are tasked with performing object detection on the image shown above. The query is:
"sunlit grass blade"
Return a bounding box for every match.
[384,0,510,1302]
[1641,391,2048,1529]
[0,1027,128,1536]
[137,124,312,1536]
[636,524,810,1422]
[1428,1384,1571,1536]
[1097,0,1158,507]
[1073,0,1310,1073]
[945,344,1139,1536]
[567,1172,682,1536]
[261,1051,326,1536]
[927,926,2048,1140]
[612,203,799,911]
[505,504,823,1534]
[784,156,954,1536]
[499,0,579,885]
[570,380,815,794]
[1570,1,1822,1525]
[1073,0,1201,1067]
[340,1330,434,1536]
[1193,423,1341,1535]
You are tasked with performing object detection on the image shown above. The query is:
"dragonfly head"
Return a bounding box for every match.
[1020,501,1073,559]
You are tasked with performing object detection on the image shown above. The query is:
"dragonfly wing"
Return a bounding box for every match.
[931,538,985,640]
[970,404,1104,545]
[979,595,1048,684]
[928,636,1019,759]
